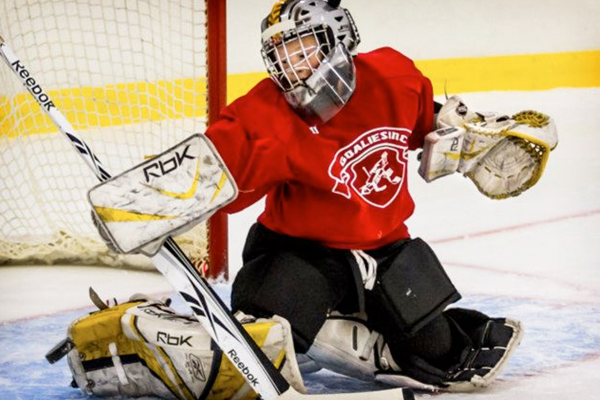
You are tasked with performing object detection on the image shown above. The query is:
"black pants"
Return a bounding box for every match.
[232,223,464,368]
[232,223,360,352]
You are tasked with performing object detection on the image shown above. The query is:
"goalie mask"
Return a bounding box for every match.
[261,0,360,126]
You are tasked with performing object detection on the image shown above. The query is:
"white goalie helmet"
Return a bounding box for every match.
[261,0,361,125]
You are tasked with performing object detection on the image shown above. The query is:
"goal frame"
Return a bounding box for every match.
[206,0,229,280]
[0,0,230,279]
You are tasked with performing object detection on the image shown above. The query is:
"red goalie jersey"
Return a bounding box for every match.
[206,47,434,250]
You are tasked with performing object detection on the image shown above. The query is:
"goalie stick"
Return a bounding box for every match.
[0,34,414,400]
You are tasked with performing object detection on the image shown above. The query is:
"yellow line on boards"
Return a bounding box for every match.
[1,51,598,138]
[225,50,600,100]
[417,50,600,95]
[226,71,269,105]
[0,78,207,137]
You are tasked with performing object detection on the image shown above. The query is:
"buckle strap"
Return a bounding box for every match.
[351,249,378,290]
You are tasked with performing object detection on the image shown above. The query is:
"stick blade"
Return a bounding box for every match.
[278,386,414,400]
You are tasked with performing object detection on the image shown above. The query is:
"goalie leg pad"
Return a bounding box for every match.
[303,308,523,393]
[49,293,305,400]
[305,313,446,392]
[304,313,382,382]
[301,312,420,381]
[303,314,444,392]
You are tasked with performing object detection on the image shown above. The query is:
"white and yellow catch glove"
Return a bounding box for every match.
[418,96,558,199]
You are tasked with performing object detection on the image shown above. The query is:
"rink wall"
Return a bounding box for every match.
[226,0,600,101]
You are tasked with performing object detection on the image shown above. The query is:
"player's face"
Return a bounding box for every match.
[276,34,322,84]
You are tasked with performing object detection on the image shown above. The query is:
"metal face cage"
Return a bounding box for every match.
[262,24,334,91]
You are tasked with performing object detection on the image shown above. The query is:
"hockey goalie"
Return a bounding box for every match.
[55,0,558,398]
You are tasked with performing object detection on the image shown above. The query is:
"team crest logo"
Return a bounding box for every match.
[328,127,410,208]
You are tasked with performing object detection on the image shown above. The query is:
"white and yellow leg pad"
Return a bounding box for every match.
[47,293,305,400]
[303,312,522,393]
[303,313,439,392]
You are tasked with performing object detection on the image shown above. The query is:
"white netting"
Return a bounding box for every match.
[0,0,209,269]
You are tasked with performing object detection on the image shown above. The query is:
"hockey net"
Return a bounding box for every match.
[0,0,227,275]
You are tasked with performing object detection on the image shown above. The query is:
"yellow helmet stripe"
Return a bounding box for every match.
[268,0,288,27]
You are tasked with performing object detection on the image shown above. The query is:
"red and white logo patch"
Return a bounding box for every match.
[328,127,410,208]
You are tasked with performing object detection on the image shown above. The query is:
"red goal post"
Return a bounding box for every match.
[0,0,229,279]
[206,0,229,280]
